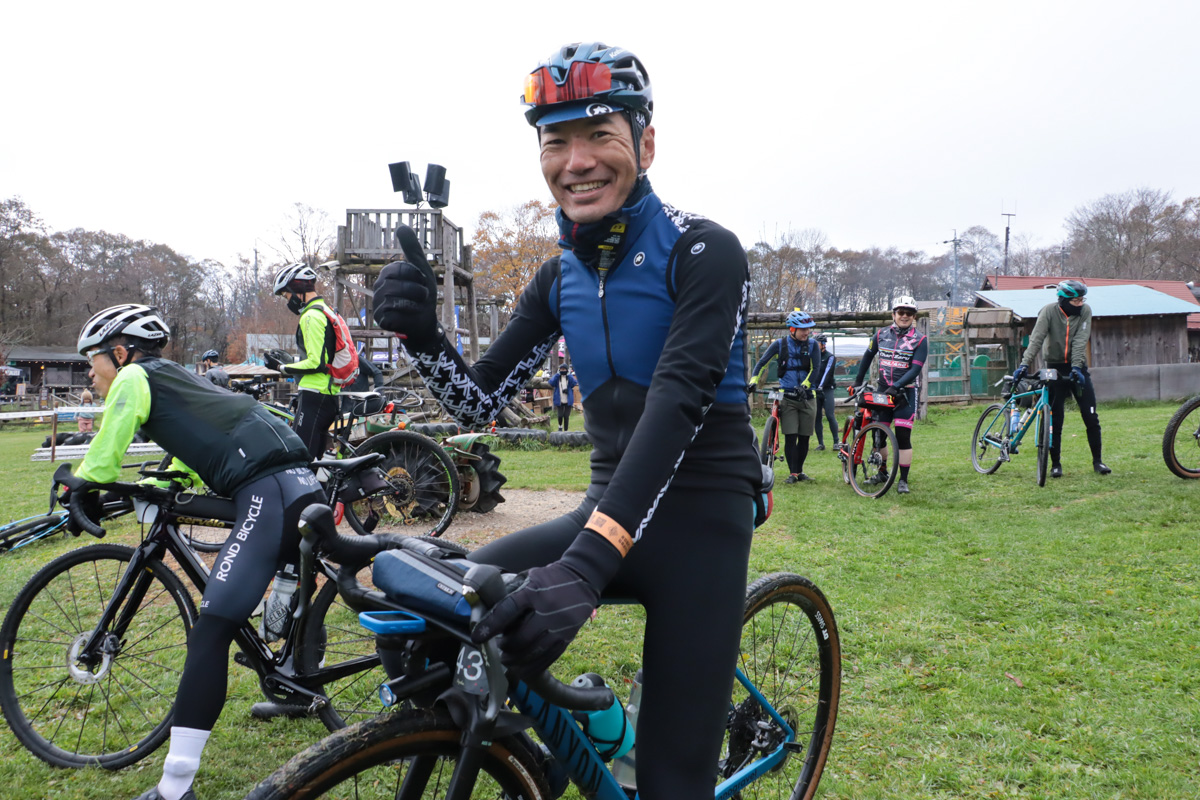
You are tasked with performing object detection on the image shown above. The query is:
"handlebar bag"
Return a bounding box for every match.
[373,549,473,623]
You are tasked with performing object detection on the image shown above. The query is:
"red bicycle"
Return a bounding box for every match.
[758,387,784,468]
[836,385,900,498]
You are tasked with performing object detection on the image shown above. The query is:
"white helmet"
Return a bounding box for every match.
[892,295,918,313]
[273,262,318,295]
[77,304,170,355]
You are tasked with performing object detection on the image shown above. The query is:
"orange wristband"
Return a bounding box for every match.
[585,511,633,557]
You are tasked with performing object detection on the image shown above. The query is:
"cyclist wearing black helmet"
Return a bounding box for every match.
[1011,279,1110,476]
[749,310,821,482]
[372,41,760,799]
[200,349,230,388]
[72,305,320,800]
[813,333,839,450]
[854,295,928,494]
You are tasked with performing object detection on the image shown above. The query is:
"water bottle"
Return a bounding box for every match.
[609,668,643,790]
[1010,409,1021,435]
[571,673,634,761]
[260,565,299,643]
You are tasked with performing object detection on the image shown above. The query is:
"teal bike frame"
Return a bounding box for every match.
[971,368,1060,486]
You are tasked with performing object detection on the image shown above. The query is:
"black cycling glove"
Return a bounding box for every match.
[1011,364,1028,385]
[372,225,441,348]
[1070,366,1086,385]
[60,485,102,535]
[472,530,623,679]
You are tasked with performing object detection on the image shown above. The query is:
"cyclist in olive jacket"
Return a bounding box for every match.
[72,305,320,800]
[1011,279,1110,477]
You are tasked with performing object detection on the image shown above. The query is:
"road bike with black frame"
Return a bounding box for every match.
[245,503,841,800]
[836,385,900,498]
[1162,393,1200,479]
[0,457,466,770]
[970,369,1058,487]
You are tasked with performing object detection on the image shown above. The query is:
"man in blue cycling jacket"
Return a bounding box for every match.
[749,310,821,482]
[371,42,761,798]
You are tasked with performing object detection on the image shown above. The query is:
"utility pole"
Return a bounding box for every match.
[1059,244,1068,275]
[942,230,962,306]
[1001,212,1016,275]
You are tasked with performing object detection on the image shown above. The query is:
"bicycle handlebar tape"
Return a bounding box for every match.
[69,488,106,538]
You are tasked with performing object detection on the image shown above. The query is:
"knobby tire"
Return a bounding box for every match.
[1162,395,1200,479]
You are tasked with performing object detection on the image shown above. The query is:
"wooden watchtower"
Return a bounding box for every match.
[326,208,481,365]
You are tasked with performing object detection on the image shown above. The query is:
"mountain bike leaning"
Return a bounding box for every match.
[970,369,1057,487]
[0,458,462,770]
[836,384,900,498]
[246,503,841,800]
[1162,393,1200,479]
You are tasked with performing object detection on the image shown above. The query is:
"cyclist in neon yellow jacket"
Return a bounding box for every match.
[267,262,341,458]
[73,304,320,800]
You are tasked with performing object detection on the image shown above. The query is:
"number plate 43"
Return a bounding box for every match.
[455,645,489,696]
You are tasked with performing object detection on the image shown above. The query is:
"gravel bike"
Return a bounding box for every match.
[0,458,465,770]
[1162,394,1200,479]
[971,370,1056,487]
[836,385,900,498]
[757,386,785,468]
[245,504,841,800]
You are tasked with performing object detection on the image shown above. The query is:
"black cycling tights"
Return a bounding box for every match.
[469,485,754,800]
[784,434,809,475]
[1047,363,1102,465]
[294,390,340,459]
[172,468,323,731]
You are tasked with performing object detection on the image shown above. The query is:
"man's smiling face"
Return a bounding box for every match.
[538,112,655,223]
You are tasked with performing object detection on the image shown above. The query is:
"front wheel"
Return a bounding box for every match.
[344,430,461,537]
[1162,395,1200,478]
[720,573,841,800]
[847,422,898,499]
[0,544,195,768]
[971,403,1009,475]
[760,415,779,467]
[1036,405,1051,487]
[245,708,549,800]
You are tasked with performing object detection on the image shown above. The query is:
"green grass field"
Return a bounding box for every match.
[0,401,1197,799]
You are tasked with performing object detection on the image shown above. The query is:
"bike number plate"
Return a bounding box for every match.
[455,645,489,696]
[768,390,783,402]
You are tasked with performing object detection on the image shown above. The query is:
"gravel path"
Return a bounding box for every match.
[438,488,585,550]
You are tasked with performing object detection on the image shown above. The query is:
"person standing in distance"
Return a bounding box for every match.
[854,296,927,494]
[749,310,820,483]
[813,333,839,450]
[267,263,341,458]
[371,42,761,799]
[200,349,230,389]
[70,305,319,800]
[1011,279,1110,477]
[552,362,578,431]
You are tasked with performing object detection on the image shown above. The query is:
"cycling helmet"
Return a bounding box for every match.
[77,304,170,355]
[892,295,918,313]
[522,42,653,128]
[786,310,815,329]
[1056,279,1087,299]
[202,349,220,362]
[272,262,318,295]
[815,333,828,343]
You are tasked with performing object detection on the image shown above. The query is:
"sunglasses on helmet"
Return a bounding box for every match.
[524,62,613,107]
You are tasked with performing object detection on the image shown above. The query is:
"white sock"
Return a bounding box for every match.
[157,726,211,800]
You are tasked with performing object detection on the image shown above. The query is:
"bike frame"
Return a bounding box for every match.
[0,512,69,554]
[979,381,1052,454]
[839,390,894,467]
[72,499,368,710]
[510,666,797,800]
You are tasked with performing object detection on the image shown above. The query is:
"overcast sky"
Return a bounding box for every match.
[3,1,1197,270]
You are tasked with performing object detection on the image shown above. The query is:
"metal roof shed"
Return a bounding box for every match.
[975,286,1197,367]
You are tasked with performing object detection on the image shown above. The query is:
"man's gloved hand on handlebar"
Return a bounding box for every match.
[1011,364,1028,385]
[471,529,623,679]
[59,484,102,535]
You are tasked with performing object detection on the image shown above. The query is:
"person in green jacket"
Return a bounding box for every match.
[267,262,341,458]
[1011,279,1111,477]
[72,304,321,800]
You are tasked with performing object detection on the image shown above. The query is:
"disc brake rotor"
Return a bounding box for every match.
[66,633,114,684]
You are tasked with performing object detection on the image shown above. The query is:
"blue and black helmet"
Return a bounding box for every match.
[522,42,653,129]
[1057,279,1087,299]
[786,310,815,329]
[202,349,220,362]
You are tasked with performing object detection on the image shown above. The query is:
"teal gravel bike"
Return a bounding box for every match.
[971,369,1059,487]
